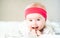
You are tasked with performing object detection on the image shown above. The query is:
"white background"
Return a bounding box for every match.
[0,0,60,22]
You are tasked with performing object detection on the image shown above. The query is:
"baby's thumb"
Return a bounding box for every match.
[37,30,42,36]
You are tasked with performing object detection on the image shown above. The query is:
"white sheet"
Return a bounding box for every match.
[0,21,60,38]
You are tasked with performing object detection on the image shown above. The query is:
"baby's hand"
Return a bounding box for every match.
[31,29,42,36]
[31,29,37,36]
[37,30,42,36]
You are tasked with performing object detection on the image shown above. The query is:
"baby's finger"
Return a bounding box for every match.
[31,29,37,36]
[37,30,42,36]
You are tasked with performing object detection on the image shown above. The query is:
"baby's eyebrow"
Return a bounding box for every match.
[27,17,34,19]
[37,17,41,18]
[27,16,41,19]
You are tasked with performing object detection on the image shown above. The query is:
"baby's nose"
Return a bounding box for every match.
[31,21,38,29]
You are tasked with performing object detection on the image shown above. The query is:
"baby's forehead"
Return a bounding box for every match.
[26,13,43,19]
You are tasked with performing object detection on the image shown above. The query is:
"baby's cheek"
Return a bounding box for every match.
[37,22,43,26]
[38,22,45,30]
[38,21,45,26]
[27,23,32,31]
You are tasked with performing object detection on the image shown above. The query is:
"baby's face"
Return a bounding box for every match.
[26,13,46,31]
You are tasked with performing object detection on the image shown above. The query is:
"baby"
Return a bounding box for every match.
[21,2,55,38]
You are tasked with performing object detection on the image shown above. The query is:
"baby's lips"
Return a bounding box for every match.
[32,27,38,29]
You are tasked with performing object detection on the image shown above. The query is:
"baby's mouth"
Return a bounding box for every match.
[32,27,38,30]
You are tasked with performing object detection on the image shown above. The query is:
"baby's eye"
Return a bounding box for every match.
[37,19,40,21]
[29,19,32,22]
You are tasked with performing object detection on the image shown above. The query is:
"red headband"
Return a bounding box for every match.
[24,7,47,20]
